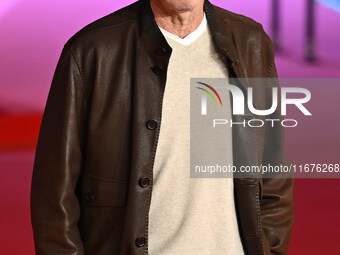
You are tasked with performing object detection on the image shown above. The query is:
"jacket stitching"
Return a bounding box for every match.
[68,46,87,90]
[266,57,275,81]
[83,171,127,184]
[267,61,274,78]
[250,95,265,254]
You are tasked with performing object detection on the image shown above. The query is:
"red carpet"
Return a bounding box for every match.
[0,149,35,255]
[289,179,340,254]
[0,114,42,150]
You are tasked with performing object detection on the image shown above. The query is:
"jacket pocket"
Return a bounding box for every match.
[79,171,127,207]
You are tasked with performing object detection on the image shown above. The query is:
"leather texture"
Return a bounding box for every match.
[30,0,294,254]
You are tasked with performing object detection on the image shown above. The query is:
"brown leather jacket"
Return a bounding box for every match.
[30,0,294,254]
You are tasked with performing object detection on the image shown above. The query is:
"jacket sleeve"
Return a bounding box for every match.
[30,44,89,254]
[260,32,295,255]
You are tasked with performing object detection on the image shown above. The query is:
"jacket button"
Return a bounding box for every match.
[139,177,150,188]
[135,237,146,247]
[152,66,164,76]
[156,47,166,56]
[146,119,158,130]
[85,192,95,202]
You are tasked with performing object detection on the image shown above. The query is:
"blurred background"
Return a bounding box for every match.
[0,0,339,254]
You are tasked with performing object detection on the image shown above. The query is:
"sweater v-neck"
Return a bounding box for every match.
[158,13,207,47]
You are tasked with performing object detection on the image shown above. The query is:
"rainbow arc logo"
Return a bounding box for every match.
[196,82,223,106]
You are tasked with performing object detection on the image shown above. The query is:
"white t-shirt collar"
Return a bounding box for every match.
[158,13,207,46]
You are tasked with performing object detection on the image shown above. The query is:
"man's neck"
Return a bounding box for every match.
[150,0,204,39]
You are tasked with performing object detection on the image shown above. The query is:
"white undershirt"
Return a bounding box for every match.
[158,13,207,46]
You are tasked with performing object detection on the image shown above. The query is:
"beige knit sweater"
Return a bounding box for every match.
[148,15,245,255]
